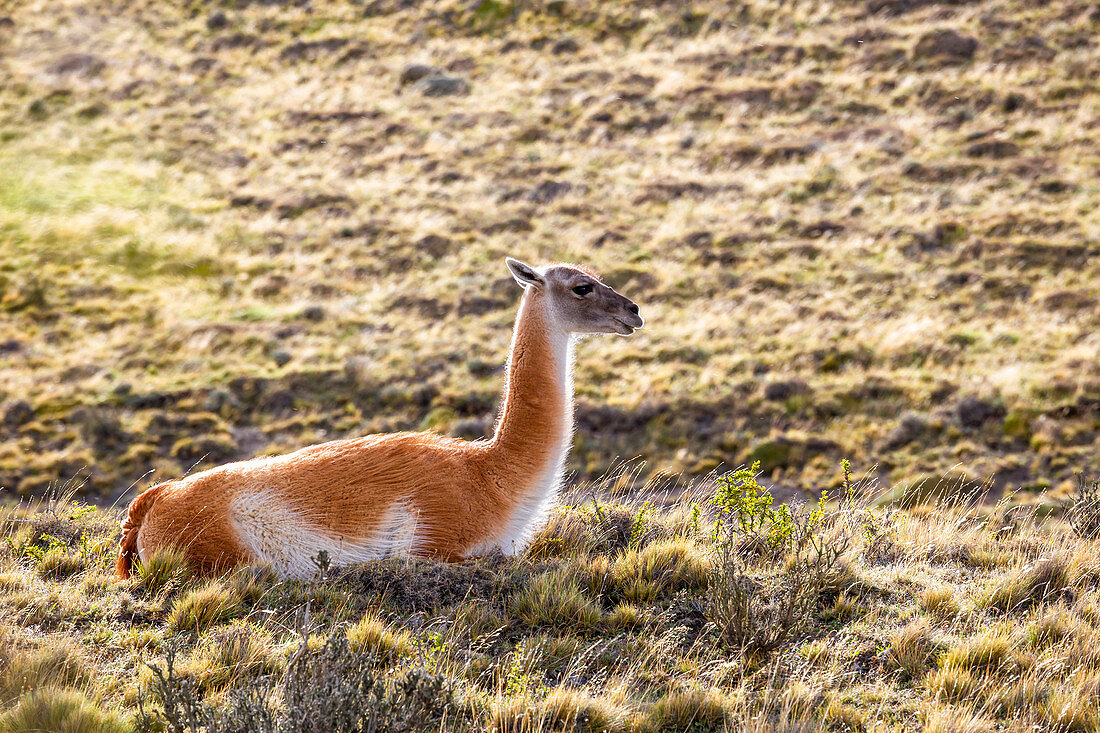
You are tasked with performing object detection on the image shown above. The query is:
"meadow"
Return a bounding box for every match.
[1,0,1099,729]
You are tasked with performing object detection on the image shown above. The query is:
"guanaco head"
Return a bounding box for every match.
[506,257,644,336]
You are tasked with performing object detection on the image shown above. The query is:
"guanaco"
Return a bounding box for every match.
[117,258,644,578]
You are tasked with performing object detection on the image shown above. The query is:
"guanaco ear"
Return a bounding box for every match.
[505,257,545,290]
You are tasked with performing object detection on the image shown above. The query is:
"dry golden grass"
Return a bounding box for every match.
[0,474,1098,730]
[2,0,1100,729]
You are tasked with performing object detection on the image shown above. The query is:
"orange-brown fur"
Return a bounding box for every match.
[116,260,641,579]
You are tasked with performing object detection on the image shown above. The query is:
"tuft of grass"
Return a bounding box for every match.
[167,580,242,633]
[888,620,941,681]
[821,593,862,624]
[1065,476,1100,541]
[644,687,728,731]
[982,557,1070,613]
[607,602,643,631]
[35,548,86,580]
[821,696,866,730]
[1026,609,1073,649]
[940,633,1010,675]
[452,600,506,639]
[920,586,960,619]
[611,538,709,602]
[925,666,977,704]
[489,696,538,733]
[0,638,93,704]
[922,705,994,733]
[180,623,281,694]
[541,687,630,733]
[135,546,191,595]
[510,568,602,631]
[345,612,413,664]
[1043,690,1100,732]
[0,687,129,733]
[987,678,1050,718]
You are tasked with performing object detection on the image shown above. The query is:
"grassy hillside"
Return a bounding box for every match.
[4,474,1100,732]
[1,0,1098,505]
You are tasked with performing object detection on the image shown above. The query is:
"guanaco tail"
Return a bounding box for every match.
[117,258,644,578]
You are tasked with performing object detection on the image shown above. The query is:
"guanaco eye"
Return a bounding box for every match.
[572,284,594,296]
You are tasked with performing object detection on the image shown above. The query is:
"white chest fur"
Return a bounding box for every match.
[481,331,575,555]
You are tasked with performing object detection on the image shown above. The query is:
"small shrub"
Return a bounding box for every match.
[705,465,850,655]
[139,633,461,733]
[1065,475,1100,540]
[0,687,128,733]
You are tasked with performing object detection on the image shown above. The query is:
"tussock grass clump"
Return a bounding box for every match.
[541,688,630,733]
[35,548,85,579]
[528,502,667,560]
[888,621,941,681]
[181,623,281,694]
[452,600,506,638]
[821,697,866,730]
[643,687,728,731]
[1042,691,1100,732]
[986,678,1050,718]
[1025,609,1073,649]
[167,580,242,633]
[925,666,978,703]
[922,705,994,733]
[610,538,709,602]
[510,568,602,630]
[940,633,1011,675]
[0,687,128,733]
[607,602,643,630]
[0,637,93,703]
[920,586,960,619]
[346,612,413,664]
[135,546,191,595]
[489,696,538,733]
[982,557,1070,613]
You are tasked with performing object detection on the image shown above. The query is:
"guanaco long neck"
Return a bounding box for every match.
[486,289,574,526]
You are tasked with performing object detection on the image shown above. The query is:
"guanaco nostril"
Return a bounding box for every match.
[627,303,639,315]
